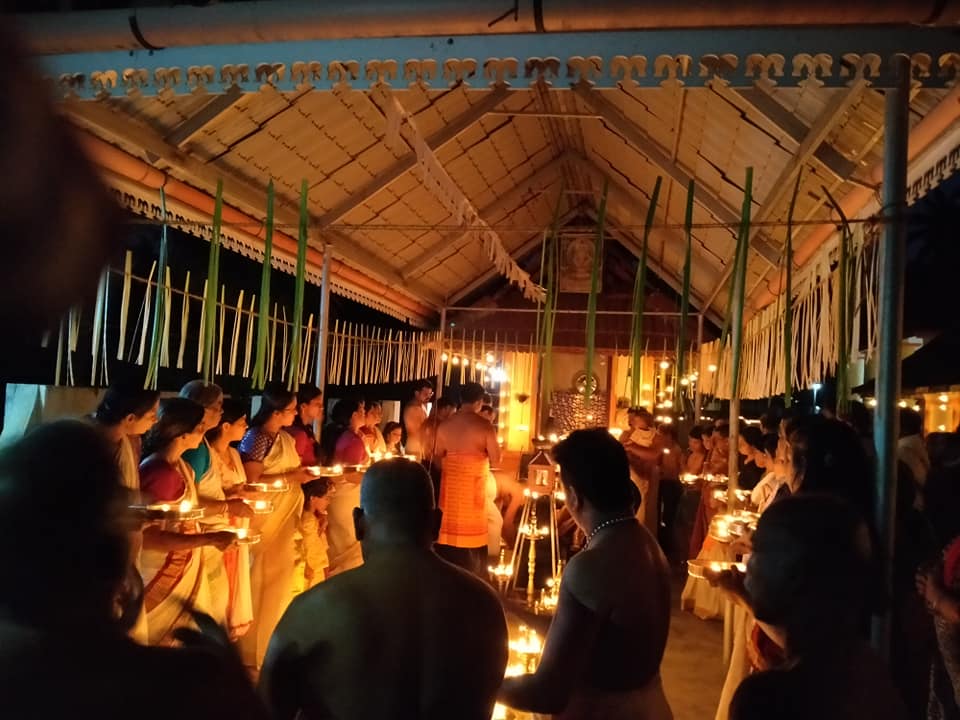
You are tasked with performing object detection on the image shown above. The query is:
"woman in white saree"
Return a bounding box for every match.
[139,398,237,646]
[91,384,160,644]
[180,382,254,626]
[238,383,313,670]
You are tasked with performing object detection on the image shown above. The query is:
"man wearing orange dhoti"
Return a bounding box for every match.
[432,382,501,576]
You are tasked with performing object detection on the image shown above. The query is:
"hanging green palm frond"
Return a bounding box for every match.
[202,181,223,383]
[584,180,609,404]
[823,185,854,415]
[630,176,662,406]
[784,173,802,407]
[677,179,695,391]
[252,181,275,389]
[288,180,309,392]
[539,187,565,423]
[144,187,169,389]
[730,168,754,401]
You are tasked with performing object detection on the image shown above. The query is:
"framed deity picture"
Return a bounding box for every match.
[559,234,601,294]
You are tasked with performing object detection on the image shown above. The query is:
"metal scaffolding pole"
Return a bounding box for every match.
[872,54,910,659]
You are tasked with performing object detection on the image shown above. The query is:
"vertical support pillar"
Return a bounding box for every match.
[872,54,910,658]
[435,307,447,400]
[313,244,331,437]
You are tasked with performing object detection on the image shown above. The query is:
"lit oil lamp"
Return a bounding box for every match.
[130,499,204,521]
[243,478,290,493]
[306,465,344,478]
[243,498,275,514]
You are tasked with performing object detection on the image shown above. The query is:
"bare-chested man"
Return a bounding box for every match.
[403,380,434,458]
[261,459,508,720]
[499,429,672,718]
[420,397,456,462]
[432,382,501,576]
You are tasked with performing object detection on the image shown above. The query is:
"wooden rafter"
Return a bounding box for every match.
[399,150,571,280]
[702,80,870,310]
[67,99,445,308]
[317,84,510,228]
[574,85,781,266]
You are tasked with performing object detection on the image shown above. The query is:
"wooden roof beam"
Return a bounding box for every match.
[702,80,868,310]
[316,84,510,227]
[67,99,445,308]
[399,150,571,280]
[573,85,781,268]
[731,85,860,182]
[164,85,244,148]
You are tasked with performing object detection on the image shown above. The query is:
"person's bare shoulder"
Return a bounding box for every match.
[277,569,364,639]
[434,555,504,621]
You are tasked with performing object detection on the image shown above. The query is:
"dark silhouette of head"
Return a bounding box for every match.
[787,415,873,516]
[746,494,873,658]
[459,382,486,410]
[0,420,129,631]
[353,459,440,550]
[899,408,923,438]
[554,428,638,518]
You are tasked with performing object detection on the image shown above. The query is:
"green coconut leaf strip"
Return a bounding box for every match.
[145,189,170,388]
[268,303,278,381]
[823,184,853,415]
[281,305,289,383]
[243,294,256,378]
[116,251,132,361]
[289,180,309,392]
[784,173,801,407]
[730,168,753,401]
[677,179,694,386]
[216,285,226,376]
[252,181,275,389]
[229,290,244,376]
[55,317,65,386]
[160,268,172,369]
[197,279,207,373]
[90,269,107,386]
[630,176,662,405]
[202,180,224,382]
[540,228,559,416]
[177,272,191,370]
[585,179,608,403]
[136,261,157,367]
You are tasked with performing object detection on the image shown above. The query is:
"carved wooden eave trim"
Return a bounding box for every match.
[39,27,960,99]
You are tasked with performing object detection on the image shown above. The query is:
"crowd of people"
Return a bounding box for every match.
[2,375,960,719]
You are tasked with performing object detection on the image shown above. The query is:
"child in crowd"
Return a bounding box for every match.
[296,478,334,591]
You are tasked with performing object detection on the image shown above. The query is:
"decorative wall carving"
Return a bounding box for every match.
[41,28,960,98]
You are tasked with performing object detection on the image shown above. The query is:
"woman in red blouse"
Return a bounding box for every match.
[330,399,368,466]
[287,384,323,466]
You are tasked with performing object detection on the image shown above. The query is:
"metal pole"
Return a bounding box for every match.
[872,54,910,658]
[313,244,331,437]
[694,313,704,424]
[435,307,447,399]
